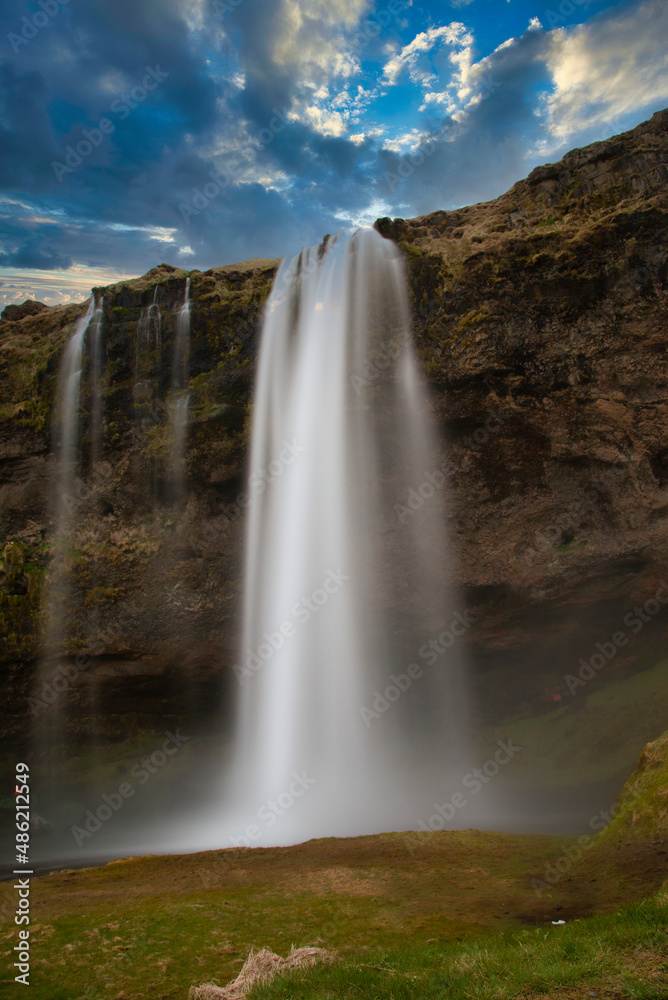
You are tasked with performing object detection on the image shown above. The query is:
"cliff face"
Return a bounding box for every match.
[381,108,668,584]
[1,110,667,748]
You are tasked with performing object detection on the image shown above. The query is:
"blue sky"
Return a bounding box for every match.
[0,0,666,306]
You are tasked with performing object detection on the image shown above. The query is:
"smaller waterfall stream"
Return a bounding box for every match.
[89,296,104,466]
[169,278,191,504]
[38,297,96,796]
[53,297,95,541]
[134,287,162,426]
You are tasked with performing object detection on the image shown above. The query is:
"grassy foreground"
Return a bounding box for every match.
[247,898,668,1000]
[1,826,667,999]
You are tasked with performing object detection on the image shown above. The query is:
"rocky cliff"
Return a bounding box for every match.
[1,109,667,762]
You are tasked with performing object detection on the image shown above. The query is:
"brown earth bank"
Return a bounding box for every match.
[0,110,667,811]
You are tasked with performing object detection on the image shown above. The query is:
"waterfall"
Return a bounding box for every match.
[48,234,469,860]
[89,296,104,466]
[37,297,96,800]
[154,228,468,851]
[54,297,95,538]
[134,286,162,428]
[168,277,191,504]
[148,284,161,348]
[173,277,191,391]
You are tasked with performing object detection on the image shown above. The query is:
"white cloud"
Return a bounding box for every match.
[382,127,432,153]
[382,23,473,86]
[541,0,668,144]
[333,196,393,229]
[241,0,380,140]
[270,0,369,83]
[108,223,178,243]
[299,104,348,137]
[0,264,139,307]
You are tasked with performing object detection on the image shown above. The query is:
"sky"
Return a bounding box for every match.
[0,0,667,307]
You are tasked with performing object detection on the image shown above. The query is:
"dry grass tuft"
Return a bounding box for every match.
[189,945,333,999]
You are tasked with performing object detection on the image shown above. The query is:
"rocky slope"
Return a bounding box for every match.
[1,109,667,755]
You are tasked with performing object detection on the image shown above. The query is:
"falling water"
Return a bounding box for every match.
[37,297,96,801]
[168,278,191,503]
[53,298,95,551]
[148,284,161,348]
[173,277,191,390]
[134,286,162,428]
[148,228,469,852]
[89,296,104,466]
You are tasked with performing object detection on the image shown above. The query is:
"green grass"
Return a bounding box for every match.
[1,822,666,999]
[248,896,668,999]
[599,728,668,844]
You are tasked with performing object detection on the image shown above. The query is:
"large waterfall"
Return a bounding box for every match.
[37,242,469,856]
[162,228,468,850]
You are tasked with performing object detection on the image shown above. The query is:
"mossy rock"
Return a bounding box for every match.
[599,729,668,843]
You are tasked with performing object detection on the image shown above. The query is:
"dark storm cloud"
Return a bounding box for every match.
[0,0,222,204]
[2,0,219,132]
[0,62,58,189]
[8,234,72,269]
